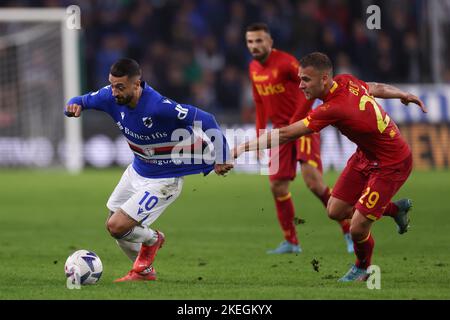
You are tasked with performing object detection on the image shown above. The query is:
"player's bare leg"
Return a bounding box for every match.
[301,163,353,252]
[327,196,354,221]
[107,209,162,282]
[339,210,374,282]
[106,209,139,238]
[267,179,301,254]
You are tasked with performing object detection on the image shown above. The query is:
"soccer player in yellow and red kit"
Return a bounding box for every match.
[245,23,353,254]
[234,52,427,281]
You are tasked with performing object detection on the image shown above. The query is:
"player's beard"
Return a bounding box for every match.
[302,90,312,100]
[115,95,132,105]
[252,49,269,63]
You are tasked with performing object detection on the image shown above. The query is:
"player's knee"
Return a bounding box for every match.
[349,224,367,242]
[106,216,128,239]
[327,198,354,221]
[270,180,289,197]
[326,201,344,220]
[326,205,341,220]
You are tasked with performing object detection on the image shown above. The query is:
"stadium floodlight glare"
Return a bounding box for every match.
[0,8,83,173]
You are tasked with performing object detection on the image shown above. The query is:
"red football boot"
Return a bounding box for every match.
[114,266,157,282]
[132,230,165,273]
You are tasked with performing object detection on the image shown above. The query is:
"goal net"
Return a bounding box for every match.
[0,8,82,172]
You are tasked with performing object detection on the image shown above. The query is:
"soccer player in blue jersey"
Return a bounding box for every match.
[65,58,233,282]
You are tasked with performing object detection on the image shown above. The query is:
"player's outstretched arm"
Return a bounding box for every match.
[367,82,427,113]
[64,86,111,117]
[233,120,313,159]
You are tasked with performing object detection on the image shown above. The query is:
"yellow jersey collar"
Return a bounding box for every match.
[329,81,338,94]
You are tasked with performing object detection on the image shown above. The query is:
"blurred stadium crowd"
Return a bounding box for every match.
[1,0,450,124]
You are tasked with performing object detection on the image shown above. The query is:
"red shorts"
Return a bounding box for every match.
[332,153,413,221]
[269,140,297,181]
[296,132,323,173]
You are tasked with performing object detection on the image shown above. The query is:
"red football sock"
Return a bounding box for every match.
[353,233,375,269]
[275,193,298,245]
[339,219,351,234]
[382,202,399,217]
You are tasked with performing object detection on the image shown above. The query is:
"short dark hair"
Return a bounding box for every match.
[299,52,333,73]
[110,58,141,78]
[246,22,271,34]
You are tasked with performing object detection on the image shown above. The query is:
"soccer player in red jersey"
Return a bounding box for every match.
[245,23,353,254]
[233,52,427,281]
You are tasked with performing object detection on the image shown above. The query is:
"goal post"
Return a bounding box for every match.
[0,7,83,173]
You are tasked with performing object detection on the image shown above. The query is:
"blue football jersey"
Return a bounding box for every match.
[67,82,229,178]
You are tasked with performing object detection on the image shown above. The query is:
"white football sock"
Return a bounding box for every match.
[116,239,141,262]
[120,225,158,246]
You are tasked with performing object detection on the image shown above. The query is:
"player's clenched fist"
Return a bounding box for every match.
[65,104,82,117]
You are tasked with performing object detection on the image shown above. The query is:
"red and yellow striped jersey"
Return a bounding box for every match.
[304,74,411,167]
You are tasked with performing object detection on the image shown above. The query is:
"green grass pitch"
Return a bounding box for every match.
[0,169,449,300]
